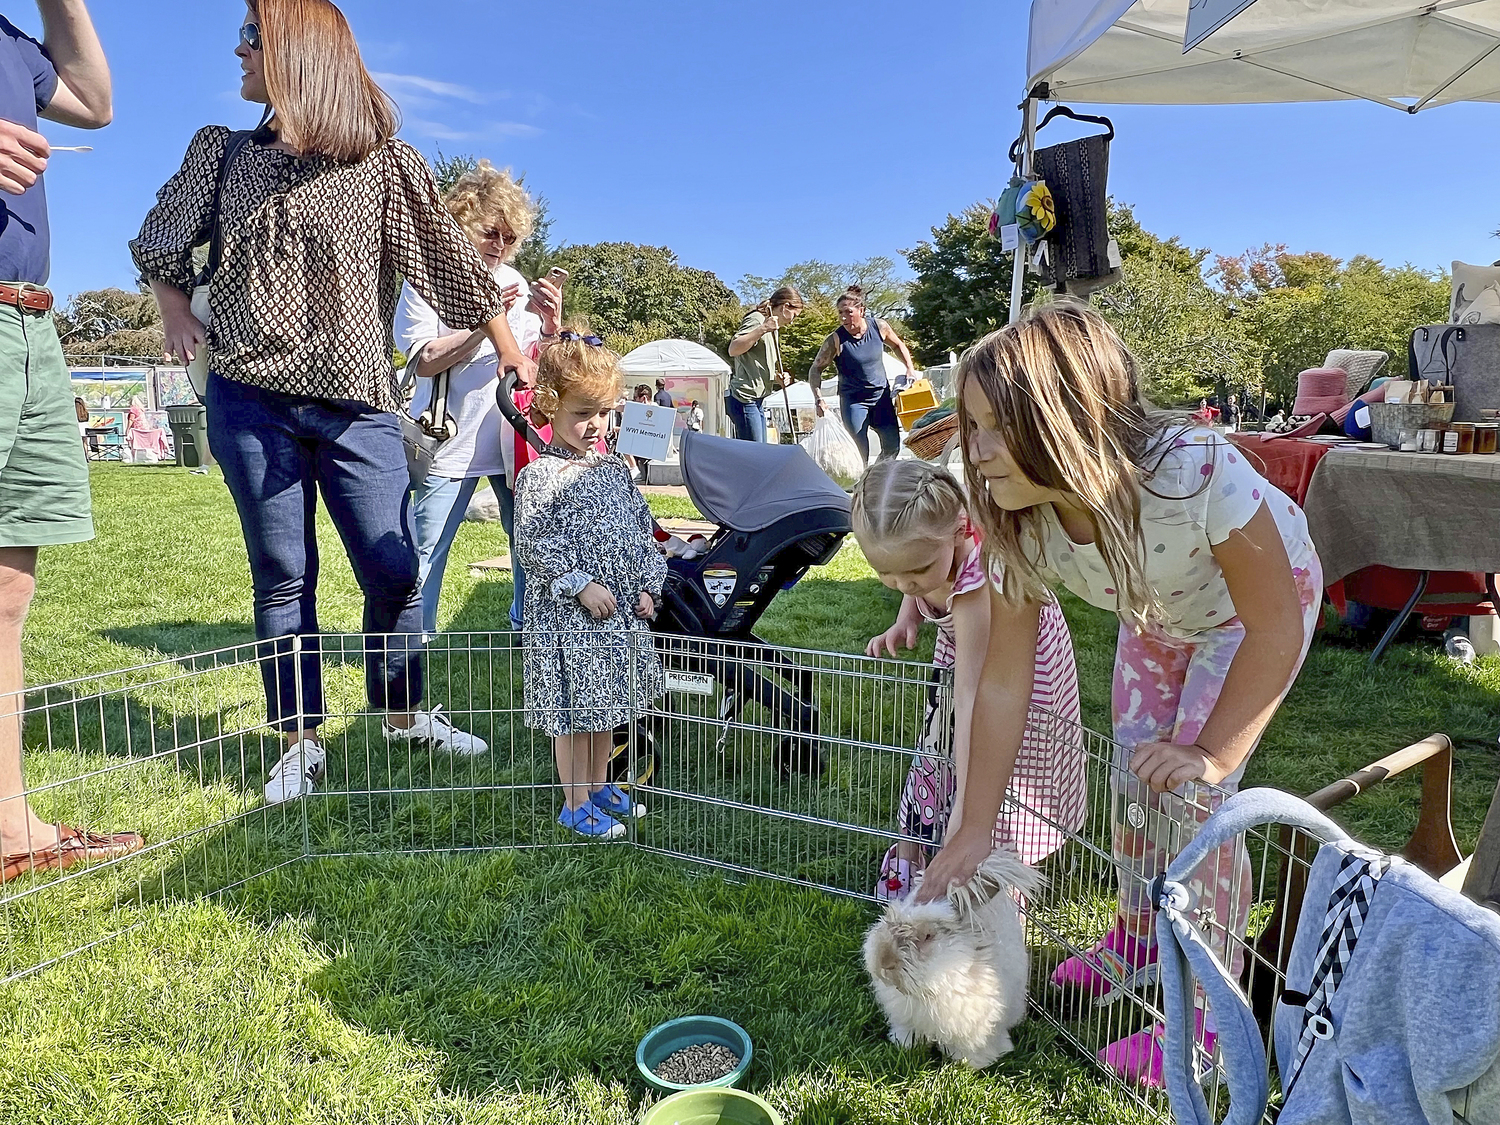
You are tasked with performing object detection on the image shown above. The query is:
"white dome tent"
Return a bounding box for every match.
[1028,0,1500,113]
[619,339,731,437]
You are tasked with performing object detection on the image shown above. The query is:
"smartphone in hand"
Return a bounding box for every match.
[527,267,568,315]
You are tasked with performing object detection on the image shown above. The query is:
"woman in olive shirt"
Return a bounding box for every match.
[725,285,803,442]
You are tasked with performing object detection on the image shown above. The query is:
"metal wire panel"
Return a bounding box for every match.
[0,640,302,983]
[0,629,1482,1122]
[635,633,932,897]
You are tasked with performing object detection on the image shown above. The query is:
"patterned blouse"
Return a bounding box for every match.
[130,124,506,413]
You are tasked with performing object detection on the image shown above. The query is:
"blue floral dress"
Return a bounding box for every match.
[514,447,667,736]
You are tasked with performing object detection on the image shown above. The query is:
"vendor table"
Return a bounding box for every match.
[1229,435,1500,661]
[1226,434,1328,507]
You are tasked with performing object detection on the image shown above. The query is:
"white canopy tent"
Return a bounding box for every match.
[619,339,731,436]
[1027,0,1500,112]
[1010,1,1500,318]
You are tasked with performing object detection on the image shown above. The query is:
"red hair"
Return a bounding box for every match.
[252,0,398,162]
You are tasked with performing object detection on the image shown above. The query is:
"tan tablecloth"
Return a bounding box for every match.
[1303,449,1500,583]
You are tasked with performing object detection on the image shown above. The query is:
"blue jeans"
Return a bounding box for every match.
[725,395,766,442]
[206,372,423,731]
[411,472,524,634]
[839,388,901,463]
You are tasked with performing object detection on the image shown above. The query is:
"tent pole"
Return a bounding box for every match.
[1007,95,1037,326]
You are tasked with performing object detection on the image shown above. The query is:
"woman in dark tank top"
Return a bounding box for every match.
[808,286,918,464]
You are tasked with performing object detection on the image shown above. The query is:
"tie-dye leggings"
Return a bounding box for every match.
[1111,557,1323,974]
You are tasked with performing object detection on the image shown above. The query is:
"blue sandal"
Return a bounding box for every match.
[589,783,645,819]
[558,800,626,840]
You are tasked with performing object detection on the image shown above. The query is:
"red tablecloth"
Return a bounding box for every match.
[1226,433,1493,619]
[1225,434,1329,506]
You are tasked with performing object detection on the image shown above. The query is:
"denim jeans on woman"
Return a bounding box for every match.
[724,395,766,442]
[206,371,423,731]
[839,386,901,463]
[411,471,524,634]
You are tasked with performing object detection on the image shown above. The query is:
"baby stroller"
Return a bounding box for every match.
[496,374,851,780]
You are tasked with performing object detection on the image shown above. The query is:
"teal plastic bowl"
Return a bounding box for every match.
[635,1015,753,1092]
[640,1087,782,1125]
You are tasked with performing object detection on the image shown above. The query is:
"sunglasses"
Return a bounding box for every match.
[480,227,519,246]
[557,331,603,346]
[240,22,261,51]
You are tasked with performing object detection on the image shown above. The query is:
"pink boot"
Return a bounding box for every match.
[1049,920,1158,1001]
[875,845,917,902]
[1099,1008,1217,1089]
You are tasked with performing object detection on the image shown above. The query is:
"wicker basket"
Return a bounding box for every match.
[1368,401,1455,448]
[904,412,959,460]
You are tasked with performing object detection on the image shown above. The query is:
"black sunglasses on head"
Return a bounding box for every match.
[558,330,603,346]
[240,22,261,51]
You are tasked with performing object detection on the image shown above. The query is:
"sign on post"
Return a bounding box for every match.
[616,401,674,461]
[1184,0,1259,52]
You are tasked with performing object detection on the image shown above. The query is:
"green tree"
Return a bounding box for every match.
[738,257,910,318]
[551,242,739,356]
[1213,245,1449,403]
[903,203,1021,366]
[1096,202,1259,404]
[780,304,841,383]
[904,199,1254,403]
[1096,258,1259,405]
[54,287,165,363]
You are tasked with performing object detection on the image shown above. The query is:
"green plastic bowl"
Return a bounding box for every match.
[635,1015,753,1092]
[640,1087,782,1125]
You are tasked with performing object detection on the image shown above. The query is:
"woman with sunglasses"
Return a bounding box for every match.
[131,0,536,804]
[394,161,562,638]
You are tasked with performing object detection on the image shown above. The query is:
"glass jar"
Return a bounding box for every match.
[1478,423,1500,454]
[1453,422,1476,454]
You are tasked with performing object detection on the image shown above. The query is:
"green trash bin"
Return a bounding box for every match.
[167,404,214,468]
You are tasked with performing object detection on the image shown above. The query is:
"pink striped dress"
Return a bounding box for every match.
[893,534,1086,866]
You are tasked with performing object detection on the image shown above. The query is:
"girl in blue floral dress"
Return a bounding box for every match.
[514,330,666,839]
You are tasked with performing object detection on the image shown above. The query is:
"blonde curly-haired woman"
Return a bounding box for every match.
[394,161,563,638]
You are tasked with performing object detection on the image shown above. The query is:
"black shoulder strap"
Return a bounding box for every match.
[200,128,255,285]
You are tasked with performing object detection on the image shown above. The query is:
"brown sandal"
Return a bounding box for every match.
[0,824,144,885]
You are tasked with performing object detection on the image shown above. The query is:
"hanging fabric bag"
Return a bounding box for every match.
[1030,105,1115,285]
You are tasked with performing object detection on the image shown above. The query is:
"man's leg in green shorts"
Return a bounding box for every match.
[0,307,91,860]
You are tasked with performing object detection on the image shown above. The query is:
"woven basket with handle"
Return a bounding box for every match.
[904,412,960,461]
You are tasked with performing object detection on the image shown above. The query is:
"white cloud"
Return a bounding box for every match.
[402,118,542,143]
[372,72,492,105]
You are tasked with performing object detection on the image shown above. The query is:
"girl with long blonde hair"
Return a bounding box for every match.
[919,303,1322,1088]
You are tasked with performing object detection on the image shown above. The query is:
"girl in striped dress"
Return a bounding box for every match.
[853,460,1084,901]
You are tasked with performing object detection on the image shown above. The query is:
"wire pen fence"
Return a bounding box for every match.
[0,629,1476,1122]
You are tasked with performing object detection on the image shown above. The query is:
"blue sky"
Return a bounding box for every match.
[25,0,1500,304]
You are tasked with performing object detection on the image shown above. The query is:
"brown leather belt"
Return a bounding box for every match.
[0,283,53,313]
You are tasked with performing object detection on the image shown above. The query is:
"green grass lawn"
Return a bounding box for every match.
[1,463,1497,1124]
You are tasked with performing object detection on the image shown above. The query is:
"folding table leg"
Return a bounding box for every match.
[1369,569,1430,665]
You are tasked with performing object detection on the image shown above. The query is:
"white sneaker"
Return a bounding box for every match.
[265,739,325,804]
[384,705,488,757]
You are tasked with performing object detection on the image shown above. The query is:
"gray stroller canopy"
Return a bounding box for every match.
[679,432,851,533]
